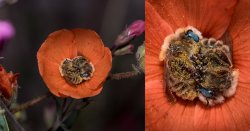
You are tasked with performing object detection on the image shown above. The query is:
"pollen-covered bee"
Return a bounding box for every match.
[159,26,239,106]
[59,56,95,85]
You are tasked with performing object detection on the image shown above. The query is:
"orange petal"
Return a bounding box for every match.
[58,84,103,99]
[37,56,62,97]
[37,29,77,63]
[232,83,250,130]
[82,48,112,90]
[147,0,237,38]
[146,80,172,130]
[78,85,103,98]
[72,28,106,65]
[228,0,250,84]
[222,96,250,130]
[146,79,250,130]
[145,2,173,81]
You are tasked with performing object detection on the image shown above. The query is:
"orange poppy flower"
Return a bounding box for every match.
[37,29,112,99]
[0,65,18,100]
[146,0,250,130]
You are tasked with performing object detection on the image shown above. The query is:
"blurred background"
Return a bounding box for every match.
[0,0,144,130]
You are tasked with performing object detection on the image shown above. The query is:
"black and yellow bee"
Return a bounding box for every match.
[159,26,239,106]
[59,56,95,85]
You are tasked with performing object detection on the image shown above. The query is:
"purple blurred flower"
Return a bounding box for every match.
[112,20,145,50]
[0,20,15,50]
[127,20,145,37]
[0,0,18,7]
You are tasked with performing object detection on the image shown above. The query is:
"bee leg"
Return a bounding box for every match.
[206,98,209,106]
[165,84,176,103]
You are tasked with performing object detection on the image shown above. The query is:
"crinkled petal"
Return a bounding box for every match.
[37,29,77,63]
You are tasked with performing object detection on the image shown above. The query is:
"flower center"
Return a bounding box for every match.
[59,56,95,85]
[161,26,239,106]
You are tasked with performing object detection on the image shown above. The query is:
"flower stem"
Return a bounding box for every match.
[109,70,139,80]
[11,92,52,113]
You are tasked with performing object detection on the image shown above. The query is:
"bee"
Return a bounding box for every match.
[160,26,239,106]
[59,56,95,85]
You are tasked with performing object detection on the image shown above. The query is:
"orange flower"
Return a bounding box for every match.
[0,65,18,100]
[146,0,250,130]
[37,29,112,99]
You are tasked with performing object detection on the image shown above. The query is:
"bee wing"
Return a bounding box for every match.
[220,31,233,63]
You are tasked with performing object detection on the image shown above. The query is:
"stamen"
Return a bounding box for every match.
[161,26,239,106]
[59,56,95,85]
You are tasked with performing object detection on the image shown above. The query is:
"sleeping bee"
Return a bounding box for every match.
[59,56,95,85]
[159,26,239,106]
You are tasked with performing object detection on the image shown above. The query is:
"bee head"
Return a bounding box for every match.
[185,29,200,42]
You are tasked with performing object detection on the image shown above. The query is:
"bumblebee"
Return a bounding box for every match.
[160,26,239,106]
[59,56,95,85]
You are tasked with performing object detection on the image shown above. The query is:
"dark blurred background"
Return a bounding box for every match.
[0,0,144,130]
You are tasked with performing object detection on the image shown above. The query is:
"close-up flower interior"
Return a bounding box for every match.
[146,0,250,130]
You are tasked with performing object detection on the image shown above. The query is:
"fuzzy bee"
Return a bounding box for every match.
[59,56,95,85]
[159,26,239,106]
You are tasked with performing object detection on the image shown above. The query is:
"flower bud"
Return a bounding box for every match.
[113,20,144,50]
[113,44,134,56]
[132,43,144,73]
[0,65,19,101]
[128,20,145,37]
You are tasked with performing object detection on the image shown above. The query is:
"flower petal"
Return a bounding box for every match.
[227,0,250,84]
[78,85,103,98]
[146,79,250,130]
[147,0,237,38]
[220,83,250,131]
[146,80,171,130]
[37,57,62,97]
[232,82,250,129]
[72,28,106,65]
[58,84,102,99]
[37,29,77,63]
[146,79,200,130]
[145,2,173,81]
[79,48,112,91]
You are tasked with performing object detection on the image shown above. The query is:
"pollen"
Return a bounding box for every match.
[59,56,95,85]
[160,26,239,106]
